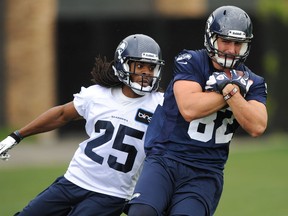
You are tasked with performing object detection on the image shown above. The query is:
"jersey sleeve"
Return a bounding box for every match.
[73,86,95,117]
[245,74,267,105]
[173,50,207,87]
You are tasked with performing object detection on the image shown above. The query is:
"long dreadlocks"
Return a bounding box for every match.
[91,55,164,92]
[91,56,122,87]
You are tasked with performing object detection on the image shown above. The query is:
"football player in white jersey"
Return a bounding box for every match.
[0,34,165,216]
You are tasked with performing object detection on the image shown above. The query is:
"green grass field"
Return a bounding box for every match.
[0,134,287,216]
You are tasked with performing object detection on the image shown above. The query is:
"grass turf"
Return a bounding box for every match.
[0,134,287,216]
[215,134,288,216]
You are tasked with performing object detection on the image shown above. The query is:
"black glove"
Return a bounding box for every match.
[205,72,231,93]
[230,70,251,96]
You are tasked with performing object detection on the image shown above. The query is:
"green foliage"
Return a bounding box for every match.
[0,135,287,216]
[258,0,288,23]
[263,51,279,77]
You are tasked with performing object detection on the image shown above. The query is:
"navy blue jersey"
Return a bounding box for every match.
[145,49,267,174]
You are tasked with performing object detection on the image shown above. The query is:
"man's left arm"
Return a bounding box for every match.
[222,83,268,137]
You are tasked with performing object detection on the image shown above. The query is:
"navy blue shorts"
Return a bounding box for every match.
[129,155,223,216]
[15,176,127,216]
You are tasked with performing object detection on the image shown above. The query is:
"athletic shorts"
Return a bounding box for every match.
[129,155,223,216]
[15,176,127,216]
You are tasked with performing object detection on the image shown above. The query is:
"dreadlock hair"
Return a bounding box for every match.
[91,55,122,87]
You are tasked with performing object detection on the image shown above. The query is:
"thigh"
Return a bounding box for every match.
[169,197,206,216]
[129,156,175,215]
[17,176,76,216]
[69,192,126,216]
[128,204,157,216]
[169,167,223,216]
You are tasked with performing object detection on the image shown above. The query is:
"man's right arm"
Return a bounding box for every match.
[173,80,226,122]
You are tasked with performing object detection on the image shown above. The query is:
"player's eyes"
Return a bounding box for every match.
[136,63,143,69]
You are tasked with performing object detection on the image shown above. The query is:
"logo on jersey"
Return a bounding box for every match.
[131,193,141,200]
[135,109,153,125]
[176,53,192,64]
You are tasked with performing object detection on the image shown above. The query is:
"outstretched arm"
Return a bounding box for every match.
[0,102,81,160]
[18,101,81,138]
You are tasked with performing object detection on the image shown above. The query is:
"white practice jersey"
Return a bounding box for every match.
[64,85,164,199]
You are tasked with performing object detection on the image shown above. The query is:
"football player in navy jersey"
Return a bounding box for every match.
[128,6,268,216]
[0,34,165,216]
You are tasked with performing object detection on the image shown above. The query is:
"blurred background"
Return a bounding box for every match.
[0,0,287,138]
